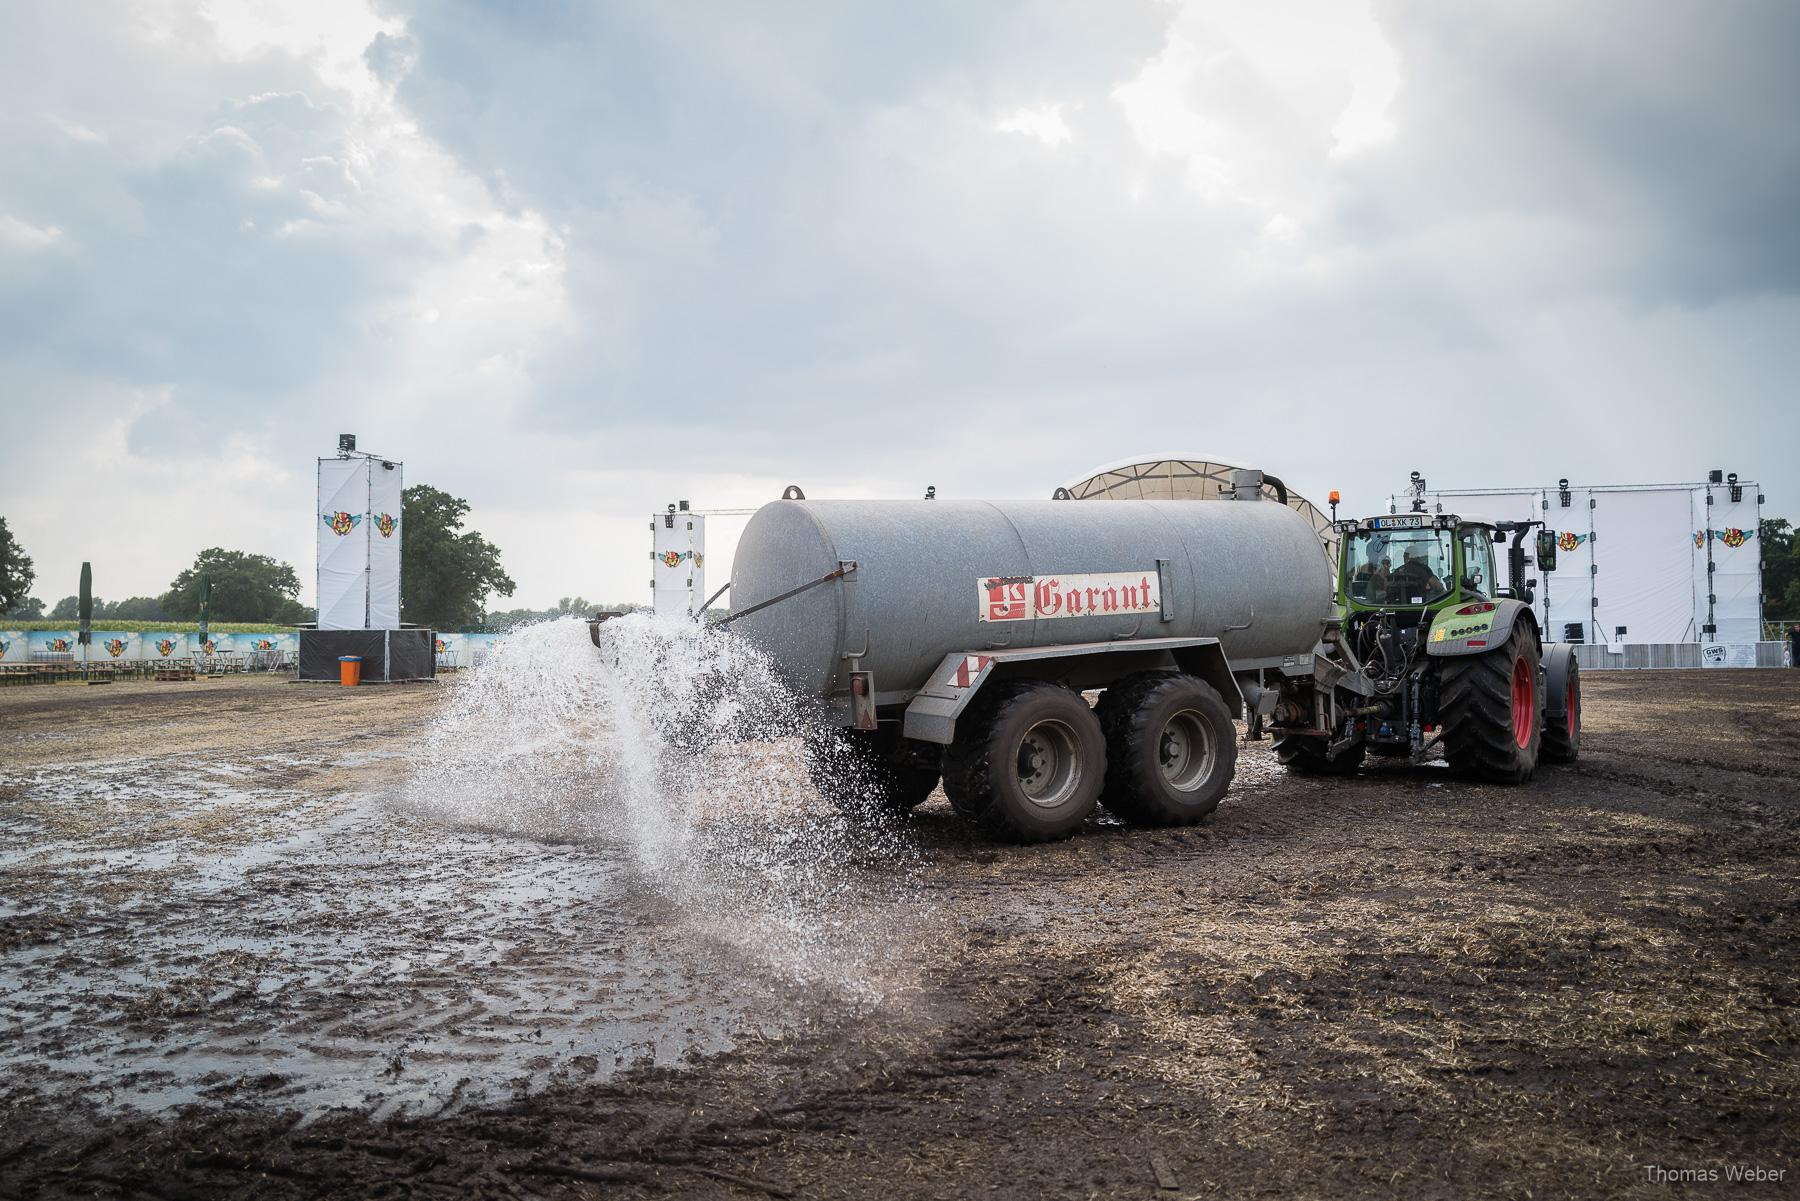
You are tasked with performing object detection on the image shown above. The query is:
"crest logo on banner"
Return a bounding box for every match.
[1694,527,1757,549]
[374,512,397,538]
[434,638,450,654]
[156,639,177,656]
[0,639,9,657]
[45,637,70,653]
[323,510,363,536]
[199,637,217,654]
[251,639,275,651]
[1556,531,1591,552]
[660,550,684,568]
[103,638,127,657]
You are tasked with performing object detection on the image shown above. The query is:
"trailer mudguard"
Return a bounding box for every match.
[901,636,1242,745]
[1424,597,1539,657]
[1543,642,1577,728]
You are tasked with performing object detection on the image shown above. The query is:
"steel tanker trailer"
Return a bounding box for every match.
[720,474,1334,841]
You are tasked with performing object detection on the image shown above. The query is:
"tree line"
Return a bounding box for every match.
[8,498,1798,631]
[0,485,522,630]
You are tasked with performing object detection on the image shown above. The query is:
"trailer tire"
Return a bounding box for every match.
[942,682,1104,843]
[802,726,940,814]
[1541,654,1581,763]
[1097,673,1236,825]
[1272,733,1365,775]
[1438,622,1542,783]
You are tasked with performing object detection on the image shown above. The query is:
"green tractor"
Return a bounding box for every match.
[1266,486,1581,782]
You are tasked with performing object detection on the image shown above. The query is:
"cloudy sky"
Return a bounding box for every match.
[2,0,1795,610]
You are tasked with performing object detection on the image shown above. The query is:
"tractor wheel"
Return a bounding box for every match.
[1097,673,1237,825]
[1272,733,1365,775]
[1437,622,1542,783]
[802,725,940,815]
[1541,656,1582,763]
[942,682,1105,843]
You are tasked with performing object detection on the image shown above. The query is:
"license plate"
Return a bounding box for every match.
[1373,515,1426,529]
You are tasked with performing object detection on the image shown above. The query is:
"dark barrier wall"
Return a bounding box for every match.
[386,629,434,680]
[298,629,437,682]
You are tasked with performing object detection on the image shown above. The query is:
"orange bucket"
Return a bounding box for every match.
[338,655,363,687]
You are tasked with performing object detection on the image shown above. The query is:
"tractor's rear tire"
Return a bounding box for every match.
[1541,656,1582,763]
[1097,673,1237,825]
[1438,622,1542,783]
[802,725,940,815]
[1273,733,1365,775]
[943,682,1105,843]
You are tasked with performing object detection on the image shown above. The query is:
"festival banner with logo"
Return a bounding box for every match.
[1697,484,1763,643]
[318,455,372,629]
[368,459,403,628]
[650,510,707,617]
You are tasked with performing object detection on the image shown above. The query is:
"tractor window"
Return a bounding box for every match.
[1459,529,1496,598]
[1345,529,1453,605]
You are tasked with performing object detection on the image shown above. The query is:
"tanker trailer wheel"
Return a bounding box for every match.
[802,725,941,815]
[942,682,1105,843]
[1437,623,1542,783]
[1540,654,1581,763]
[1272,733,1365,775]
[1097,674,1237,825]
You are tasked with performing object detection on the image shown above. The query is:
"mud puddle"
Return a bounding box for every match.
[0,748,811,1118]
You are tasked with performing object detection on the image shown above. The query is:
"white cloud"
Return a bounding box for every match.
[1112,0,1400,214]
[0,214,62,250]
[46,114,106,144]
[995,103,1074,148]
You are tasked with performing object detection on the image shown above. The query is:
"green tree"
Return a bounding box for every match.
[1763,518,1799,619]
[401,485,515,630]
[162,548,305,622]
[482,596,606,629]
[106,596,172,621]
[0,518,34,613]
[50,595,98,620]
[1,595,45,619]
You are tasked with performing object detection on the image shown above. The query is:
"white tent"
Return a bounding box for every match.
[1061,454,1338,565]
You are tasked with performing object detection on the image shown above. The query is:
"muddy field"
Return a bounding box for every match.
[2,668,1796,1199]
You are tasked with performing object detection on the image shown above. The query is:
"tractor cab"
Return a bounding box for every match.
[1338,513,1504,618]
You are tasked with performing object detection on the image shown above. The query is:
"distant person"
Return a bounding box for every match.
[1790,623,1799,667]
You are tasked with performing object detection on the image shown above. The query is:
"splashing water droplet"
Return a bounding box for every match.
[403,614,930,1000]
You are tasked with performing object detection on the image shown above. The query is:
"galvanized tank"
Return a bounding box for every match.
[729,498,1332,704]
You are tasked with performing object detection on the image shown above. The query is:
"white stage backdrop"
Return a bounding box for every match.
[1592,488,1694,644]
[1701,485,1763,643]
[316,455,404,630]
[318,457,370,629]
[1411,478,1763,647]
[368,460,403,628]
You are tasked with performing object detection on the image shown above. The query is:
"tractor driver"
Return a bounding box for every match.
[1390,548,1445,601]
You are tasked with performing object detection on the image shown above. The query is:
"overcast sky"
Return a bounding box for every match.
[2,0,1795,610]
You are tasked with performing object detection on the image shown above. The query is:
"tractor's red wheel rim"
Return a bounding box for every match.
[1511,657,1534,748]
[1566,677,1577,737]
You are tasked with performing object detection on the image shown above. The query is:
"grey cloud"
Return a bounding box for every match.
[0,10,442,434]
[2,1,1795,607]
[1350,0,1800,302]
